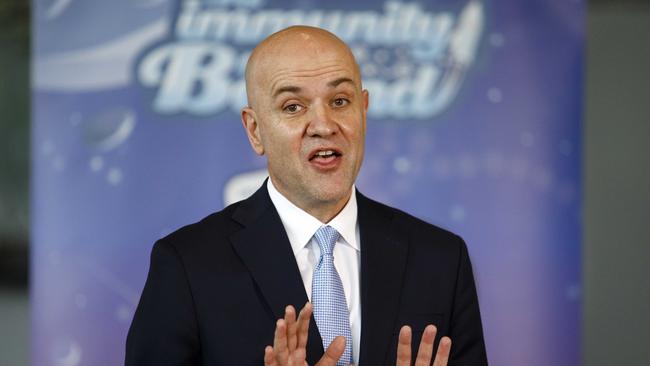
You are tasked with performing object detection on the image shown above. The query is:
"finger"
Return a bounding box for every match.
[288,346,307,366]
[396,325,412,366]
[315,336,346,366]
[273,319,289,365]
[296,302,313,349]
[285,305,298,352]
[414,325,437,366]
[432,336,452,366]
[264,345,277,366]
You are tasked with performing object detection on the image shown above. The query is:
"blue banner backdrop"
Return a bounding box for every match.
[32,0,584,365]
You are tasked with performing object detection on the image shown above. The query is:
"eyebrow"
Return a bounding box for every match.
[328,77,355,88]
[272,77,356,99]
[272,85,301,98]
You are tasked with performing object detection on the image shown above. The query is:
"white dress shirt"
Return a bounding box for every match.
[267,179,361,366]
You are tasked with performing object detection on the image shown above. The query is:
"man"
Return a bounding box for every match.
[126,26,487,365]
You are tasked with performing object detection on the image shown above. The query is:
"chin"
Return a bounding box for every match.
[310,183,353,204]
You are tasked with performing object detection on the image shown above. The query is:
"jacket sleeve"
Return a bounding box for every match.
[125,239,201,365]
[449,236,488,365]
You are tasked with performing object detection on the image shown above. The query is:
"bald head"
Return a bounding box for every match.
[244,26,361,109]
[239,25,368,222]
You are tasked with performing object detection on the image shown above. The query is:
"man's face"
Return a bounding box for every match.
[242,30,368,218]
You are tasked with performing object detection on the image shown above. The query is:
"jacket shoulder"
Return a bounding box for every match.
[359,193,462,243]
[157,200,243,253]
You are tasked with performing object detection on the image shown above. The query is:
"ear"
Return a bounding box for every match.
[362,89,369,115]
[241,107,265,155]
[361,89,369,129]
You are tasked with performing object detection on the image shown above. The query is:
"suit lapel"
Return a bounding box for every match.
[357,192,409,366]
[229,185,324,363]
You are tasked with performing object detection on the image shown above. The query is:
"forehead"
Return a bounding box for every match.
[250,33,360,96]
[267,59,357,95]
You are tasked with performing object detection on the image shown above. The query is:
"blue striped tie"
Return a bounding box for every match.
[311,225,352,366]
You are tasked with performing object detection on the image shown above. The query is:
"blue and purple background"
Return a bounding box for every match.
[31,0,584,365]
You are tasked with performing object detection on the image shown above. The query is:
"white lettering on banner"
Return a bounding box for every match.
[137,0,484,119]
[140,42,241,115]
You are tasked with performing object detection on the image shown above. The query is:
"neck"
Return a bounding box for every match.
[304,196,350,224]
[269,179,352,224]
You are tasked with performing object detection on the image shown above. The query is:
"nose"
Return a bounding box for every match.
[306,100,338,138]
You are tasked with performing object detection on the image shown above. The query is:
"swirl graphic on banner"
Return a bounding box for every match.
[137,0,484,120]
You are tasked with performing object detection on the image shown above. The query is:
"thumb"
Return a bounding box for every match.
[315,336,346,366]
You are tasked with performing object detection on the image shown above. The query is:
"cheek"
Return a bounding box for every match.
[265,130,304,164]
[341,122,365,147]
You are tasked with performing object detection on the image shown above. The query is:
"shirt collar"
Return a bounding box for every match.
[267,178,359,255]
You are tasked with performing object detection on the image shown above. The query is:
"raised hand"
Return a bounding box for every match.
[264,302,347,366]
[396,325,452,366]
[264,303,452,366]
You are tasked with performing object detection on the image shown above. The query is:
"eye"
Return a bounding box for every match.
[332,98,349,108]
[283,104,303,114]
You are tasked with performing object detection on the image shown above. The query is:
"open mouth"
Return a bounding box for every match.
[309,149,342,161]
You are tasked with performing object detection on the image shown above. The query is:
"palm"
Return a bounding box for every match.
[264,303,451,366]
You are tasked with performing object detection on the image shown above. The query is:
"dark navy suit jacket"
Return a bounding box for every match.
[125,185,487,365]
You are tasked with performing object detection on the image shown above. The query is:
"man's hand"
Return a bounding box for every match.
[264,303,347,366]
[397,325,452,366]
[264,303,453,366]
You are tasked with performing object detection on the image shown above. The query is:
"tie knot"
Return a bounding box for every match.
[313,225,340,256]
